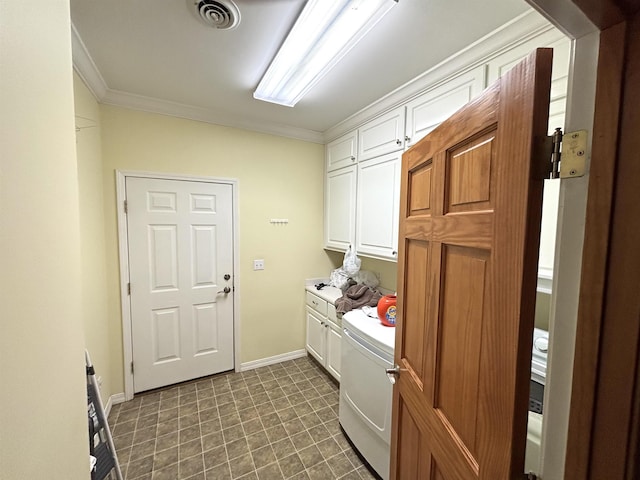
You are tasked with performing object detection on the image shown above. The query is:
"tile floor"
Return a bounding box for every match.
[107,356,378,480]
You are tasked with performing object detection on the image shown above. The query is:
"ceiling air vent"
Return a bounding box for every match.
[193,0,241,30]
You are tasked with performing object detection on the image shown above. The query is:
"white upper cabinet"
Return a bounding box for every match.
[356,151,401,260]
[324,165,357,251]
[323,16,570,265]
[326,131,358,172]
[405,66,485,149]
[357,107,406,161]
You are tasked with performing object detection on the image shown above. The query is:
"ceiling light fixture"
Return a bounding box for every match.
[253,0,398,107]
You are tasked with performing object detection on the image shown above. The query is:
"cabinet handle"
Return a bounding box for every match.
[350,156,356,161]
[325,324,329,328]
[320,321,325,326]
[396,139,402,146]
[405,135,411,143]
[392,251,397,256]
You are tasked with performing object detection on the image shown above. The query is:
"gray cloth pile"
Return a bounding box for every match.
[335,284,382,314]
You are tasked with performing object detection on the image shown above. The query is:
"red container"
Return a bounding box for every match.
[377,295,397,327]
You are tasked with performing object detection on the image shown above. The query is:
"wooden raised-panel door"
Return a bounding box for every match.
[390,49,552,479]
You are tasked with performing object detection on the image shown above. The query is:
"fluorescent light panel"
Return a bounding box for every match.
[254,0,397,107]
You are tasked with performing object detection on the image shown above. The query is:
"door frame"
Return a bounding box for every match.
[115,170,241,401]
[523,1,640,478]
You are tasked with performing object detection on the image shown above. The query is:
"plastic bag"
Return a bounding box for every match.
[342,245,361,276]
[330,246,362,290]
[329,269,350,290]
[352,270,379,289]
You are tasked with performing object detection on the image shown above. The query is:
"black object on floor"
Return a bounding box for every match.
[87,351,123,480]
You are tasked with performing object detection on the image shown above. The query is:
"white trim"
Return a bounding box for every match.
[70,22,107,100]
[70,10,562,146]
[101,89,324,144]
[116,170,241,400]
[322,9,562,142]
[539,29,600,480]
[104,393,126,418]
[239,350,308,372]
[70,23,323,144]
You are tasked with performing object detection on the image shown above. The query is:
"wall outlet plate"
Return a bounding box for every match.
[253,259,265,270]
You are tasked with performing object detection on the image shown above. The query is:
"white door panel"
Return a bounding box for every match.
[127,177,234,392]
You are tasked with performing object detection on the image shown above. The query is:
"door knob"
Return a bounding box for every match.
[217,286,231,295]
[385,365,406,384]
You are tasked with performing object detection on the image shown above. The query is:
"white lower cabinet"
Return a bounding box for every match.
[305,292,341,381]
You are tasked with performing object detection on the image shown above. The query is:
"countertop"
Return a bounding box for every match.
[304,278,343,305]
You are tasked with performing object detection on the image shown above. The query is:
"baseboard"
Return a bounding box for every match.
[239,349,307,372]
[105,392,126,417]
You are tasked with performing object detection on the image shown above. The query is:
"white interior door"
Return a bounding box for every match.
[126,177,234,392]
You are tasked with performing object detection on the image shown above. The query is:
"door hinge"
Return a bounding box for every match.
[127,283,131,295]
[130,362,134,374]
[549,128,588,179]
[124,200,128,214]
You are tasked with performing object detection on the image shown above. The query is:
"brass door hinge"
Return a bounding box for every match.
[549,128,588,179]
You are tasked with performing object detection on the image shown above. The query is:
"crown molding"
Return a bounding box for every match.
[71,10,562,146]
[322,9,562,143]
[71,22,323,144]
[71,22,108,100]
[101,89,324,143]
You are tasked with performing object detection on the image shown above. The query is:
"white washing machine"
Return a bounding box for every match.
[525,327,549,475]
[339,309,395,480]
[339,310,548,479]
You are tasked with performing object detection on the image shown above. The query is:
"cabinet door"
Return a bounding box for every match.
[405,66,485,149]
[325,165,357,251]
[356,151,401,260]
[326,322,342,381]
[358,107,406,161]
[326,131,357,172]
[305,308,326,364]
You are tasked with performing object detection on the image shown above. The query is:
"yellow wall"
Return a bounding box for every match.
[0,2,88,479]
[74,73,118,401]
[100,106,338,392]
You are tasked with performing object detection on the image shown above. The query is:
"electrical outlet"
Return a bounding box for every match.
[253,259,265,270]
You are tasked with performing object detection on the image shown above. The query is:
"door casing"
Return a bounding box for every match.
[116,170,241,400]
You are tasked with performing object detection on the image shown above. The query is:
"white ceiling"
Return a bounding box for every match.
[70,0,531,141]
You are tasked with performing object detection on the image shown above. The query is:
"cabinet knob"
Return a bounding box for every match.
[405,135,411,143]
[392,251,397,256]
[350,156,356,161]
[396,139,402,146]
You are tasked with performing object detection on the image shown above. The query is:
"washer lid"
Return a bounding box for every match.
[342,308,395,356]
